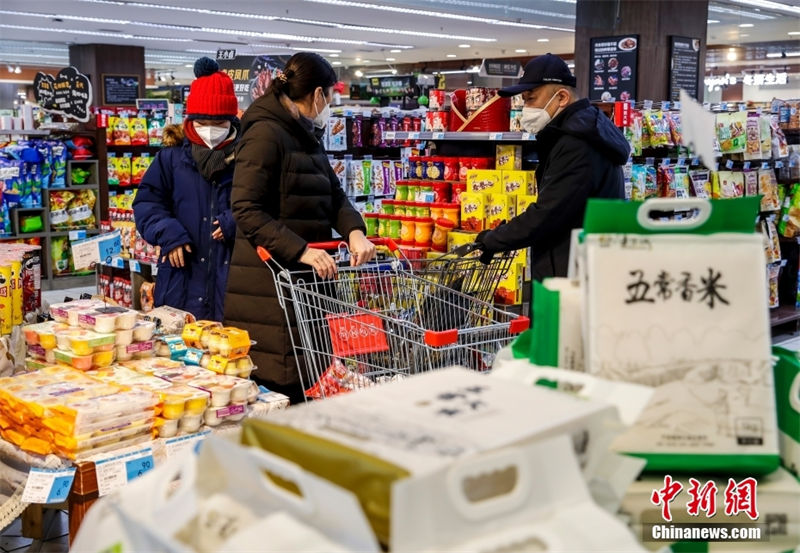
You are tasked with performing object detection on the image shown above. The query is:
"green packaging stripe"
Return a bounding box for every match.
[583,197,760,235]
[530,280,560,367]
[627,452,780,476]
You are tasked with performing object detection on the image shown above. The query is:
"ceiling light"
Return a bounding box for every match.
[355,57,361,61]
[363,60,370,63]
[332,61,342,65]
[278,16,494,42]
[726,0,800,16]
[459,44,471,48]
[727,50,738,61]
[355,70,364,77]
[390,49,401,53]
[14,66,21,74]
[0,23,191,41]
[329,53,339,57]
[738,23,754,27]
[515,49,527,53]
[173,81,180,85]
[708,5,774,19]
[537,39,550,43]
[250,44,343,54]
[386,57,395,61]
[707,18,720,23]
[302,0,574,33]
[788,31,800,35]
[391,69,397,75]
[739,33,749,37]
[446,54,457,58]
[184,64,193,67]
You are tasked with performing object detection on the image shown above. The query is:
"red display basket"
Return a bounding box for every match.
[448,89,511,132]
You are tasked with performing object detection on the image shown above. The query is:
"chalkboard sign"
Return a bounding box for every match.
[589,35,639,103]
[33,67,93,122]
[480,59,521,78]
[669,36,701,101]
[102,74,140,106]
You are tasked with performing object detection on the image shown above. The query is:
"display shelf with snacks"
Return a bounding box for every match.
[386,131,537,142]
[0,126,110,290]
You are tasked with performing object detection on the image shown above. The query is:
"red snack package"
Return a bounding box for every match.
[443,158,459,181]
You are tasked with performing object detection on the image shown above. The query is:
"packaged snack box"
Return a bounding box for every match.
[484,193,510,230]
[465,169,502,195]
[495,144,522,171]
[501,170,532,196]
[459,192,485,232]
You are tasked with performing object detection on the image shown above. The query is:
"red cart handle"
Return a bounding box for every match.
[256,237,399,264]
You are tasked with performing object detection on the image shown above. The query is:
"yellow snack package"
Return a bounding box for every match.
[459,192,486,232]
[9,258,22,326]
[0,263,12,335]
[465,169,502,195]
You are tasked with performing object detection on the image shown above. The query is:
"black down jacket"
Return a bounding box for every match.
[224,90,365,401]
[479,98,630,280]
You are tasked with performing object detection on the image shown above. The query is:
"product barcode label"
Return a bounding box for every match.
[94,447,154,497]
[384,131,396,140]
[489,132,503,140]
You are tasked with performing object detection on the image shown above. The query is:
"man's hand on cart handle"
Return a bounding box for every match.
[299,247,337,279]
[348,230,377,267]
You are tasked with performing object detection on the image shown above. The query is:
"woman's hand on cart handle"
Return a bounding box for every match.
[299,247,338,279]
[475,228,500,265]
[348,230,377,267]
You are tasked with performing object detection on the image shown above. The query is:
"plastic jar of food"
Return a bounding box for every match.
[377,214,389,238]
[431,181,450,203]
[430,203,445,221]
[400,217,417,245]
[388,215,402,240]
[381,199,395,215]
[407,182,421,202]
[415,218,434,248]
[416,203,431,219]
[443,158,459,181]
[432,218,456,252]
[395,183,409,201]
[364,213,379,237]
[442,203,460,227]
[451,181,467,204]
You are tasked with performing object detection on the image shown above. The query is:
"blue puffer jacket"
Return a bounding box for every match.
[133,131,235,321]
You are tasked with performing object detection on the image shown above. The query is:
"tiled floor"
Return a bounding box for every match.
[0,511,69,553]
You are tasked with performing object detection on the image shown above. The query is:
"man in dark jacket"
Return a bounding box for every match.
[477,53,630,280]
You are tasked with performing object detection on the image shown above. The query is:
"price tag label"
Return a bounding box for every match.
[165,431,210,458]
[739,104,746,111]
[691,157,700,166]
[522,132,532,141]
[762,162,771,169]
[743,161,751,170]
[489,132,503,140]
[662,101,671,111]
[95,447,154,497]
[776,161,784,169]
[71,231,122,270]
[432,132,445,140]
[677,157,687,166]
[721,102,728,111]
[408,132,419,139]
[22,467,76,504]
[68,230,87,241]
[791,158,798,168]
[674,102,681,110]
[130,259,142,273]
[384,131,396,140]
[643,100,654,110]
[725,159,735,169]
[662,158,671,167]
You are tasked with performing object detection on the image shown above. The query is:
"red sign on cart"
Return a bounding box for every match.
[327,313,390,356]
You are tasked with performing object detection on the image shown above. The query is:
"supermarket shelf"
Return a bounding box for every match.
[383,131,536,141]
[48,184,100,190]
[770,305,800,327]
[0,129,50,136]
[106,144,162,149]
[1,231,48,239]
[44,273,95,291]
[50,229,102,237]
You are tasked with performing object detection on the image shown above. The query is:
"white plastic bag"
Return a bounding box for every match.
[70,435,378,553]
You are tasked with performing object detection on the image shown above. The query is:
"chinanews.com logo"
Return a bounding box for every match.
[644,475,769,542]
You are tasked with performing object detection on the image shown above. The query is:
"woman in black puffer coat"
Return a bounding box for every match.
[224,53,375,403]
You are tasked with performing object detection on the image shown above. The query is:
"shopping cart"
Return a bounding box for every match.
[394,243,518,305]
[257,238,529,400]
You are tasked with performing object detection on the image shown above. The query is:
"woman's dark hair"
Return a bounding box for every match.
[270,52,337,100]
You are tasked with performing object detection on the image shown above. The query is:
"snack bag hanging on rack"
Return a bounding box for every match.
[579,197,779,474]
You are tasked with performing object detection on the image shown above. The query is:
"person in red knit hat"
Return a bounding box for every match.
[133,57,240,320]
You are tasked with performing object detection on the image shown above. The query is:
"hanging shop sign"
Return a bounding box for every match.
[704,74,738,92]
[216,54,291,109]
[669,36,701,101]
[743,72,788,86]
[368,75,416,97]
[479,59,522,78]
[101,74,140,106]
[589,35,639,103]
[216,49,237,61]
[33,66,93,123]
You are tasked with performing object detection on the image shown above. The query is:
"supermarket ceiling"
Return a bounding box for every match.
[0,0,798,78]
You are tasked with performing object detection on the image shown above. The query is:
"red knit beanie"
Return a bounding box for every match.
[185,57,238,119]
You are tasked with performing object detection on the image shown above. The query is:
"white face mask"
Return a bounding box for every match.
[313,92,331,129]
[194,121,231,149]
[520,90,564,135]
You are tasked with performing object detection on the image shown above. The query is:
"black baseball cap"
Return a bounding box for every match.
[498,53,577,97]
